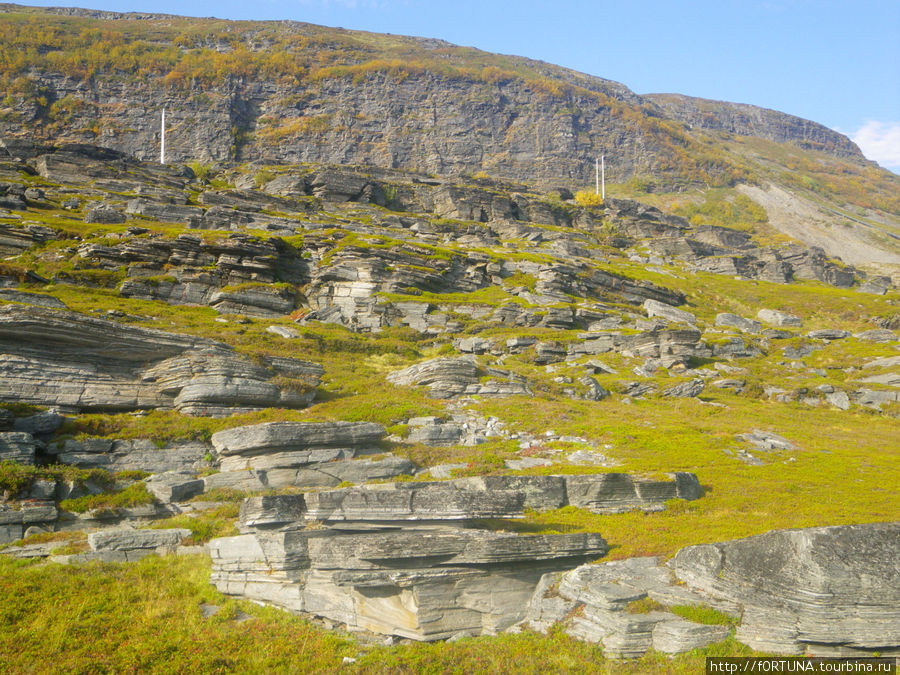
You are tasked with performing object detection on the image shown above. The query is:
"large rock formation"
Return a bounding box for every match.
[210,486,607,640]
[0,304,323,416]
[526,522,900,658]
[209,472,701,640]
[0,8,867,189]
[673,523,900,656]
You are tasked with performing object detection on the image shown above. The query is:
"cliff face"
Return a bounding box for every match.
[645,94,861,158]
[2,68,700,185]
[0,4,867,186]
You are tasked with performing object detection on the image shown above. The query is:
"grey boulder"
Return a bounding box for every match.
[673,523,900,655]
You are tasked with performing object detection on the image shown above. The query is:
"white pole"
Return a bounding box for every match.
[595,157,599,195]
[160,108,166,164]
[601,154,606,200]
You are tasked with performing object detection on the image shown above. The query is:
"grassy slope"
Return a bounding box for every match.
[0,554,764,674]
[11,206,897,565]
[1,155,899,669]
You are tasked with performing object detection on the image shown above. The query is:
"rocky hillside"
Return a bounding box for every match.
[0,5,877,180]
[2,4,898,280]
[644,94,862,158]
[0,5,899,670]
[0,137,898,666]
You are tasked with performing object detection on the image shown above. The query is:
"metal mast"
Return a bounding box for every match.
[601,154,605,200]
[160,108,166,164]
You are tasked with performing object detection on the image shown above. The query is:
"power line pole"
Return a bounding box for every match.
[601,154,606,200]
[595,157,600,195]
[160,108,166,165]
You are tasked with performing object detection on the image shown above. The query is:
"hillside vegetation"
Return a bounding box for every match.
[0,4,898,671]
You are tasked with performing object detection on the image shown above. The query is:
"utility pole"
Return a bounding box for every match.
[601,154,606,200]
[160,108,166,165]
[595,156,607,198]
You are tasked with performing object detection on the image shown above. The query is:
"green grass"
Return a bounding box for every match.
[669,605,737,627]
[0,529,86,552]
[58,482,156,514]
[0,554,357,674]
[0,461,115,496]
[473,394,900,559]
[0,553,767,674]
[148,505,240,544]
[378,285,520,307]
[625,597,665,614]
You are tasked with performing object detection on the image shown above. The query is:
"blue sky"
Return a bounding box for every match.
[10,0,900,171]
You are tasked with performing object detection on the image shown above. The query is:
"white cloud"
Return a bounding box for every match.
[850,120,900,172]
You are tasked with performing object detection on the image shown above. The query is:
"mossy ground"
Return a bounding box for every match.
[10,220,899,565]
[0,553,766,674]
[473,393,899,559]
[1,155,898,670]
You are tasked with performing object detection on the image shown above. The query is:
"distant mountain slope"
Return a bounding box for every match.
[0,3,898,272]
[0,4,869,182]
[644,93,862,159]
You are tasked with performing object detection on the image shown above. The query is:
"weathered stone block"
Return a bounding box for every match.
[0,432,36,465]
[145,472,205,503]
[89,528,192,552]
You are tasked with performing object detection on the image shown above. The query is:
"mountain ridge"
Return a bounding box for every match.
[0,3,870,183]
[2,3,899,276]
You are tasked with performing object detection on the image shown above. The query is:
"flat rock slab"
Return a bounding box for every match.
[313,530,609,569]
[643,299,696,325]
[662,378,705,398]
[737,430,795,451]
[757,309,802,327]
[807,329,850,341]
[716,313,762,334]
[205,455,415,492]
[303,484,526,521]
[211,421,385,457]
[89,528,191,552]
[853,329,897,343]
[145,472,205,503]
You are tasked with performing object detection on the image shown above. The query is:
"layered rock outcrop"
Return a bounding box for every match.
[526,557,735,658]
[386,356,533,399]
[209,472,701,640]
[81,232,308,318]
[526,522,900,658]
[206,421,415,490]
[210,493,599,640]
[0,304,323,416]
[672,523,900,655]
